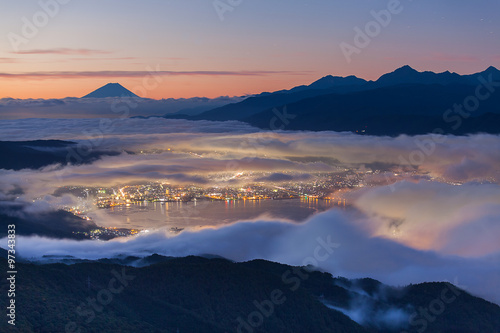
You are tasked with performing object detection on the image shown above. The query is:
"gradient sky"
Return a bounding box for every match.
[1,0,499,99]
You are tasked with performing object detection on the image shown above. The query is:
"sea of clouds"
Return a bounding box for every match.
[0,117,499,306]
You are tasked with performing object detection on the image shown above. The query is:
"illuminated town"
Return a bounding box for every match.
[52,168,428,221]
[56,170,365,207]
[48,165,486,241]
[72,227,142,240]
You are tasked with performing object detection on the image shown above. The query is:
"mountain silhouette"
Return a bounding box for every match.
[308,74,366,90]
[175,75,368,121]
[82,82,139,98]
[166,66,500,135]
[374,65,500,87]
[243,83,500,135]
[375,65,462,86]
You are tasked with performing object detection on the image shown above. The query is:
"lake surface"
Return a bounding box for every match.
[89,198,344,230]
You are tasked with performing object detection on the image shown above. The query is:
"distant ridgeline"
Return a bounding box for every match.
[164,66,500,136]
[0,255,498,332]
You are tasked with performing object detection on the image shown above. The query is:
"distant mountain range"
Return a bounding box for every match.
[7,66,499,134]
[2,255,499,332]
[78,83,249,117]
[0,94,248,118]
[164,66,500,135]
[374,65,500,87]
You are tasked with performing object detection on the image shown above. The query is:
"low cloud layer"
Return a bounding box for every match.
[2,118,500,176]
[0,118,499,306]
[0,95,248,118]
[352,181,500,257]
[0,118,499,211]
[4,209,499,305]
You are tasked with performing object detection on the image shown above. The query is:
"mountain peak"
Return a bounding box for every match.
[82,83,140,98]
[485,65,499,72]
[309,74,366,89]
[375,65,471,87]
[394,65,418,73]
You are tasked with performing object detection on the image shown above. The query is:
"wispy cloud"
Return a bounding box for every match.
[0,58,18,63]
[69,57,139,62]
[12,48,112,56]
[0,70,310,79]
[161,57,187,61]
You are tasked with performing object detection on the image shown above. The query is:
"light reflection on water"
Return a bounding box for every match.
[88,198,345,230]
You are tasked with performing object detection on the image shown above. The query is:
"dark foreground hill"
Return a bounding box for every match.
[1,256,498,332]
[0,203,97,240]
[0,140,120,170]
[0,201,137,241]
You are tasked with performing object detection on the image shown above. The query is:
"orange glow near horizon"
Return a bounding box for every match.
[1,61,497,100]
[0,74,324,99]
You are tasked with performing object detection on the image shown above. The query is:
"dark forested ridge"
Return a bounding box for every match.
[1,256,499,332]
[0,140,120,170]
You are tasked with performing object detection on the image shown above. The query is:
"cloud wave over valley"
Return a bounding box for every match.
[0,118,499,189]
[6,206,500,305]
[0,117,499,306]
